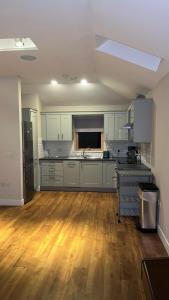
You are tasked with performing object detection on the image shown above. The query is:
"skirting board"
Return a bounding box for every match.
[0,198,24,206]
[158,225,169,255]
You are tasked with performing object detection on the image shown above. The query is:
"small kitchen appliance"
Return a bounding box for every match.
[127,146,138,164]
[103,150,110,158]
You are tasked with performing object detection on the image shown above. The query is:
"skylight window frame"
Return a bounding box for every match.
[0,38,38,52]
[96,39,162,72]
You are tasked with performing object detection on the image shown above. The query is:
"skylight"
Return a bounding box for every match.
[96,39,161,72]
[0,38,38,51]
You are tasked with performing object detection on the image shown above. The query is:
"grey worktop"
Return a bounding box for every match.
[39,156,151,172]
[117,163,150,171]
[39,156,116,161]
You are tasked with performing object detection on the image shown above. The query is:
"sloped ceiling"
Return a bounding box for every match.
[0,0,169,105]
[92,0,169,99]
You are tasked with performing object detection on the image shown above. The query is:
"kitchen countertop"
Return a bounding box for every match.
[39,156,117,161]
[39,156,151,172]
[117,163,150,171]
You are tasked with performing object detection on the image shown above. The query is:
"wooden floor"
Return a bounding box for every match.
[0,192,167,300]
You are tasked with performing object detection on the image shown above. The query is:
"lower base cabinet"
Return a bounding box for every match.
[40,161,63,187]
[63,161,80,187]
[40,160,116,190]
[80,161,103,187]
[41,175,63,187]
[103,161,117,188]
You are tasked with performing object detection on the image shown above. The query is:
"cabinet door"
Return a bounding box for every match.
[41,175,63,187]
[60,115,72,141]
[133,100,152,143]
[103,162,117,188]
[80,162,102,187]
[104,114,115,140]
[41,114,47,141]
[46,114,60,141]
[114,112,128,140]
[63,161,80,187]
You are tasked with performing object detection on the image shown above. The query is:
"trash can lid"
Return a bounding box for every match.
[138,183,159,191]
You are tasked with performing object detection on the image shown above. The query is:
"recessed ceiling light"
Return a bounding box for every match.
[51,80,58,85]
[20,55,37,61]
[80,79,88,85]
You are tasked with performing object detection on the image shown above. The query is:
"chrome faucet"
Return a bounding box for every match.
[82,149,87,158]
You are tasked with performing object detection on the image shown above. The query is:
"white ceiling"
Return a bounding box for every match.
[0,0,169,105]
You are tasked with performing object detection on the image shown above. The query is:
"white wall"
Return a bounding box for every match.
[152,73,169,254]
[0,78,23,205]
[42,104,128,112]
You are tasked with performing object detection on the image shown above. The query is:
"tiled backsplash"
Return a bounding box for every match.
[42,140,136,158]
[139,143,152,165]
[42,141,73,157]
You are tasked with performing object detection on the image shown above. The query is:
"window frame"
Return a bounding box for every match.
[75,131,104,151]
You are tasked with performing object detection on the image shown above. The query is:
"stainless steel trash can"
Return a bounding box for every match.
[138,183,159,232]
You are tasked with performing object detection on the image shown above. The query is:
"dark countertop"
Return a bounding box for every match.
[39,156,151,172]
[117,163,150,171]
[116,157,151,171]
[39,156,117,161]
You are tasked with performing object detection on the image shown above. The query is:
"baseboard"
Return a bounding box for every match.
[158,225,169,255]
[0,198,24,206]
[40,186,116,192]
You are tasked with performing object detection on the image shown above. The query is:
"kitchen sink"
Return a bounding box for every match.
[68,156,101,160]
[84,156,100,159]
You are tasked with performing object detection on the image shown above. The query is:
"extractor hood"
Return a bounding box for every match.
[122,122,133,129]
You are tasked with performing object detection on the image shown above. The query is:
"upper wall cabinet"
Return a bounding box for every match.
[104,112,128,141]
[41,113,72,141]
[128,99,153,143]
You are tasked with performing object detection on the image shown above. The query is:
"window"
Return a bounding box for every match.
[76,132,102,150]
[96,37,161,72]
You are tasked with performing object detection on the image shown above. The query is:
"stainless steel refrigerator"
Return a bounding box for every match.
[23,121,35,203]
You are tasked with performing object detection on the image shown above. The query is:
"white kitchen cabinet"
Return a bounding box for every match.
[103,161,117,188]
[46,114,61,141]
[63,161,80,187]
[41,113,72,141]
[40,161,63,187]
[104,112,128,141]
[60,115,72,141]
[104,113,115,140]
[128,99,153,143]
[114,112,128,140]
[41,114,47,140]
[80,161,102,187]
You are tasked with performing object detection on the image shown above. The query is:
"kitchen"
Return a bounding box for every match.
[0,1,169,299]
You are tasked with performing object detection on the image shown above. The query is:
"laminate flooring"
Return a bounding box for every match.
[0,192,167,300]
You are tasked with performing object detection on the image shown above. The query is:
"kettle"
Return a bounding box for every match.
[103,151,110,159]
